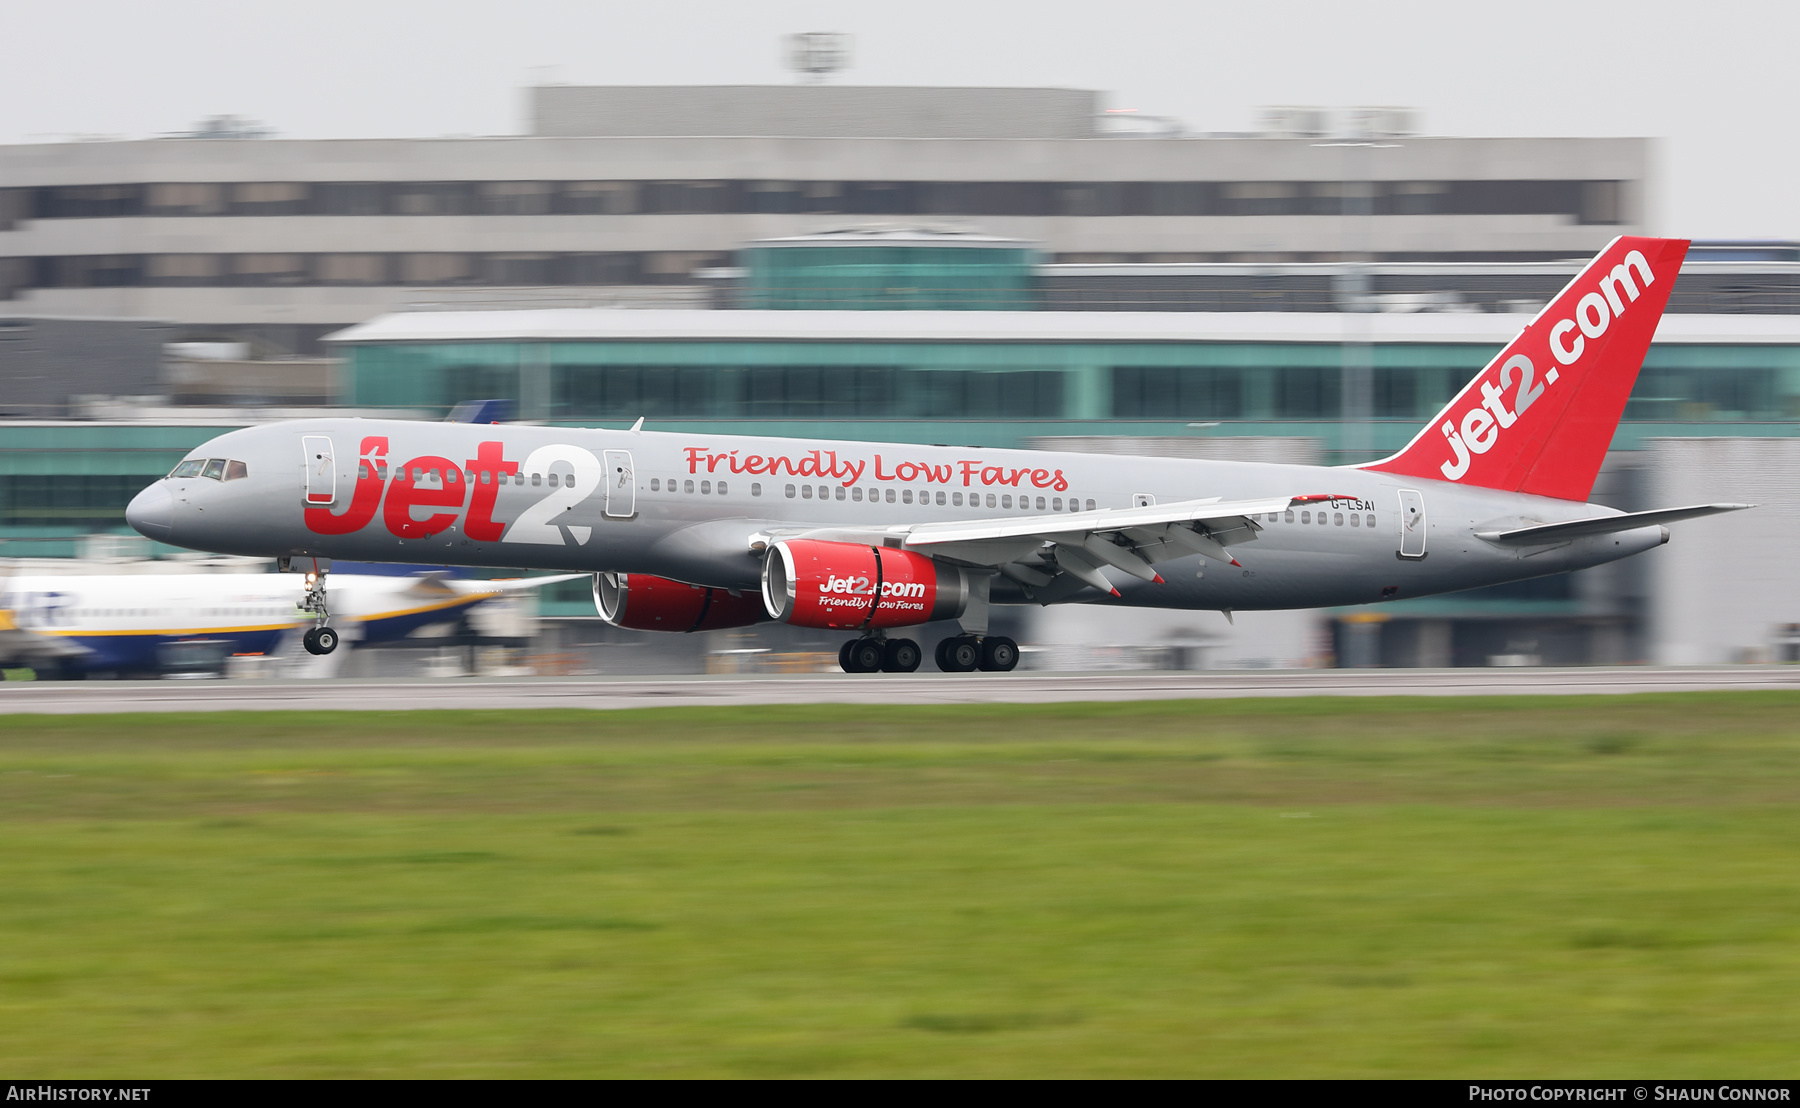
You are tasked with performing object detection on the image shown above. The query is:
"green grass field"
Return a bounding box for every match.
[3,694,1799,1077]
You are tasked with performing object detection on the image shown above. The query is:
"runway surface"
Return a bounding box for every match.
[2,666,1798,714]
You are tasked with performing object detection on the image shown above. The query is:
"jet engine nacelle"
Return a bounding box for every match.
[593,572,768,633]
[762,539,970,630]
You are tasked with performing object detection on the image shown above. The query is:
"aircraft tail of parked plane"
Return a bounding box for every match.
[1362,236,1689,502]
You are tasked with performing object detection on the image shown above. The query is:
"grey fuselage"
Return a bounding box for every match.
[128,418,1664,612]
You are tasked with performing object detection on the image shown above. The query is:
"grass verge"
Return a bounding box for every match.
[1,693,1797,1076]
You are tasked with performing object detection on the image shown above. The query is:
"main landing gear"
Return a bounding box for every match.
[837,634,1019,674]
[298,568,339,656]
[838,636,920,674]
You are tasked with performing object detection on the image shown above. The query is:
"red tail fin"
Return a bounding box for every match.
[1363,236,1688,501]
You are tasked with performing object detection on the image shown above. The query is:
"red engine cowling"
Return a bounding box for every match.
[593,572,768,633]
[762,539,970,630]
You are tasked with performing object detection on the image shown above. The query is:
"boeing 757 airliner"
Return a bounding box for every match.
[125,237,1746,674]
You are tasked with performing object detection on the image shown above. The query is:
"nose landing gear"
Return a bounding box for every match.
[298,567,339,655]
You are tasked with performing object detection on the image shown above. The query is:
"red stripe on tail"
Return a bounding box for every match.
[1362,236,1688,502]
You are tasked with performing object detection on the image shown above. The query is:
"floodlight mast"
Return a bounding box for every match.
[785,32,852,83]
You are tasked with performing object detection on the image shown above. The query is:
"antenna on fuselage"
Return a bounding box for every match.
[629,417,645,433]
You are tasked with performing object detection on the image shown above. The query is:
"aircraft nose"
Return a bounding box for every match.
[126,482,173,543]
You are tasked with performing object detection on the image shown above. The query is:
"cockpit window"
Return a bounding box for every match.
[169,457,244,481]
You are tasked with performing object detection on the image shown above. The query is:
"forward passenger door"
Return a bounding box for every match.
[302,436,336,505]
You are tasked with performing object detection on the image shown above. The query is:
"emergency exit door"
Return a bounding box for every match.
[1397,488,1427,559]
[603,450,635,518]
[302,436,336,505]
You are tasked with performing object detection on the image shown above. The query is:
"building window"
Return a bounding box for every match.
[400,253,475,284]
[314,254,388,285]
[230,182,309,216]
[146,183,224,216]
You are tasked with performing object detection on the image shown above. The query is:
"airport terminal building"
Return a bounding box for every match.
[1,86,1649,355]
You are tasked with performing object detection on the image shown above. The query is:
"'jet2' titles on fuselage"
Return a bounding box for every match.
[306,438,1079,544]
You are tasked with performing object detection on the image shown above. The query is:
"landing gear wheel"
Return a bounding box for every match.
[845,637,885,674]
[839,639,856,672]
[936,635,981,673]
[977,636,1020,672]
[881,638,922,673]
[303,626,340,656]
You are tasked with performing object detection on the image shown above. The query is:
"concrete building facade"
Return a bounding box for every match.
[0,86,1649,354]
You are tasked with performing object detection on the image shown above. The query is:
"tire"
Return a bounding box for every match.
[839,640,857,672]
[933,638,951,671]
[978,636,1020,672]
[847,638,885,674]
[302,627,322,655]
[937,636,981,673]
[313,627,340,655]
[882,638,922,673]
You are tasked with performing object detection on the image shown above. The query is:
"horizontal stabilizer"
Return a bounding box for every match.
[1475,503,1751,546]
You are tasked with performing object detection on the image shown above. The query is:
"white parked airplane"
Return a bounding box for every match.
[0,571,580,678]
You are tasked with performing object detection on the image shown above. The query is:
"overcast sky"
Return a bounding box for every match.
[5,0,1795,238]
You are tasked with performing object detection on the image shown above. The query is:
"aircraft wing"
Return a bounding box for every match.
[1475,503,1752,546]
[782,494,1312,597]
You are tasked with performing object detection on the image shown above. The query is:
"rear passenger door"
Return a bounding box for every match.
[1397,489,1426,559]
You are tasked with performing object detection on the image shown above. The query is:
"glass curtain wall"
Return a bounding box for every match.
[348,340,1800,425]
[744,246,1037,310]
